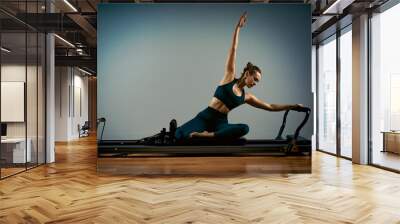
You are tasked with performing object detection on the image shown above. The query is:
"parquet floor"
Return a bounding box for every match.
[1,136,400,223]
[1,167,26,178]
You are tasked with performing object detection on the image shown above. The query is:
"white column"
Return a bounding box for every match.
[46,1,55,163]
[46,33,55,163]
[352,14,369,164]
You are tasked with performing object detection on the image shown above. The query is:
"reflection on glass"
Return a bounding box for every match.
[371,3,400,171]
[318,36,337,154]
[27,31,38,169]
[340,29,352,158]
[38,33,46,165]
[390,75,400,130]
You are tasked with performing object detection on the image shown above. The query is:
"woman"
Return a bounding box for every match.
[175,12,303,140]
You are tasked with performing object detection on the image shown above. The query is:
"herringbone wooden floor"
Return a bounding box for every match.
[1,136,400,223]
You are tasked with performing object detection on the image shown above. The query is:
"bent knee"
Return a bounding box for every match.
[238,124,249,135]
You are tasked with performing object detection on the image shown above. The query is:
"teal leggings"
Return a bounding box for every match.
[175,107,249,140]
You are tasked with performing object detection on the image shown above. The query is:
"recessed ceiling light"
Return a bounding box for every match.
[63,0,78,12]
[54,34,75,48]
[1,47,11,53]
[323,0,343,14]
[78,67,93,76]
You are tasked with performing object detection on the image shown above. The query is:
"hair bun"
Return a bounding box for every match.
[246,62,253,69]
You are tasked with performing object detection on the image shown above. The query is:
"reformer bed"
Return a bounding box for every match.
[97,107,311,158]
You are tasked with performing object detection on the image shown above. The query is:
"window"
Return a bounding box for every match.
[317,35,337,154]
[371,3,400,171]
[339,27,352,158]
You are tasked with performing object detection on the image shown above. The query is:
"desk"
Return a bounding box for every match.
[1,138,32,163]
[382,131,400,154]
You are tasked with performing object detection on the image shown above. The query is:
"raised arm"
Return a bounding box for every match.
[220,12,247,85]
[245,93,302,112]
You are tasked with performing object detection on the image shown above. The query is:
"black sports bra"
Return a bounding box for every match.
[213,79,245,110]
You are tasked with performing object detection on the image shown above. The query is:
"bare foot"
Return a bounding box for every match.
[189,131,214,138]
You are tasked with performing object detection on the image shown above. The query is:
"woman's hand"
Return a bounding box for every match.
[292,104,304,110]
[237,12,247,28]
[295,104,304,108]
[291,104,308,112]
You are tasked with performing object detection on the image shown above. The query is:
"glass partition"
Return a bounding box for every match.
[0,1,46,179]
[1,30,28,177]
[38,32,45,165]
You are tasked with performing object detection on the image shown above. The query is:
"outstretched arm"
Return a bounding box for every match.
[220,12,247,85]
[245,93,302,112]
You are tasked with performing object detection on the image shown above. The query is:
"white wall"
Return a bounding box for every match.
[1,64,45,163]
[70,72,89,139]
[55,67,89,141]
[55,67,70,141]
[1,65,40,137]
[1,65,28,142]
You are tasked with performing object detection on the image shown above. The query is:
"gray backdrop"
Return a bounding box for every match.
[98,3,312,140]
